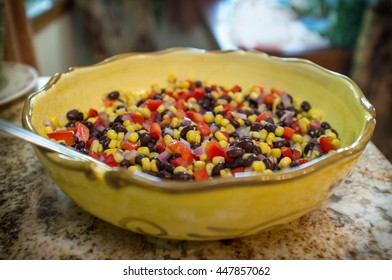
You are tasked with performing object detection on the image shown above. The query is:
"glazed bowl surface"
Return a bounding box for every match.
[22,48,375,240]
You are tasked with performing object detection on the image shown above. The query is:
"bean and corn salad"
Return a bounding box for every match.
[43,75,341,181]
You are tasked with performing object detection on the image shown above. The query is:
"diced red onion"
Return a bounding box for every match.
[95,125,105,132]
[281,92,292,108]
[142,122,151,131]
[180,138,191,149]
[157,150,170,162]
[210,123,220,134]
[236,126,249,138]
[313,144,323,154]
[99,112,109,126]
[163,127,174,136]
[182,117,192,126]
[124,150,138,161]
[310,121,321,129]
[236,112,247,120]
[193,146,205,157]
[280,110,294,124]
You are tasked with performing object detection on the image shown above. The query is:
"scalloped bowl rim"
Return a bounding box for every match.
[23,47,376,193]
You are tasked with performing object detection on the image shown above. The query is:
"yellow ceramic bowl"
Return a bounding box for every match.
[22,48,375,240]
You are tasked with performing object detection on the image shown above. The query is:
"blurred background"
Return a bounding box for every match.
[1,0,391,161]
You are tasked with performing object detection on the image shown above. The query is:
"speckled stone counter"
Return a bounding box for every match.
[1,96,391,260]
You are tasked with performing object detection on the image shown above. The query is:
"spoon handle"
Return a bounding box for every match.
[0,119,110,169]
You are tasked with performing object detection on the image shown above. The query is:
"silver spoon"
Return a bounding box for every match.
[0,119,111,170]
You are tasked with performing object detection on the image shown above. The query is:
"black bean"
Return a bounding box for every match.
[219,95,232,102]
[273,140,286,148]
[83,121,93,130]
[173,172,194,180]
[114,124,127,134]
[263,158,275,170]
[101,138,111,150]
[195,80,202,87]
[243,154,258,167]
[107,91,120,100]
[90,129,102,139]
[154,158,164,171]
[135,155,145,166]
[230,157,244,169]
[152,94,163,100]
[250,123,263,131]
[163,162,174,173]
[139,133,152,146]
[190,142,200,149]
[263,123,276,133]
[301,101,311,112]
[66,109,81,121]
[290,161,300,168]
[276,103,285,111]
[331,128,339,138]
[236,138,254,153]
[211,162,225,177]
[308,128,317,138]
[304,142,316,155]
[321,122,331,129]
[180,126,194,139]
[286,106,298,116]
[65,120,77,128]
[265,116,275,124]
[157,171,173,179]
[276,109,285,118]
[251,145,261,155]
[229,119,240,129]
[75,141,85,149]
[120,160,131,168]
[204,86,211,93]
[227,146,244,159]
[315,127,325,137]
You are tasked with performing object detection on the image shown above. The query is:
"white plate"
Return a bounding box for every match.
[0,61,38,105]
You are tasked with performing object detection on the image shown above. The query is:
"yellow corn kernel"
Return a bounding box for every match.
[292,133,303,143]
[151,159,159,172]
[211,90,220,100]
[212,156,225,165]
[310,150,320,159]
[181,80,190,89]
[214,131,227,142]
[332,138,341,149]
[271,148,282,159]
[174,166,187,173]
[115,107,126,116]
[108,112,118,123]
[44,126,53,134]
[237,118,245,127]
[225,123,236,135]
[173,129,181,139]
[220,169,233,177]
[259,129,268,141]
[127,104,137,113]
[199,154,208,162]
[233,93,244,104]
[108,139,117,149]
[266,132,275,143]
[128,165,142,172]
[141,157,151,171]
[214,114,223,125]
[107,129,117,140]
[252,160,266,172]
[156,104,166,114]
[309,108,323,121]
[193,161,206,171]
[170,117,179,128]
[123,120,131,127]
[186,130,198,143]
[104,148,117,155]
[299,118,310,133]
[168,73,177,83]
[220,118,230,127]
[275,126,284,137]
[49,117,59,127]
[117,132,124,141]
[272,97,281,111]
[137,147,150,157]
[206,163,214,176]
[90,140,100,153]
[168,106,177,114]
[250,131,261,139]
[213,105,224,114]
[219,140,229,149]
[259,142,271,156]
[325,129,337,140]
[139,107,151,119]
[164,134,173,146]
[203,112,214,124]
[149,152,159,159]
[128,132,139,143]
[278,157,292,169]
[114,152,124,163]
[247,114,257,124]
[263,169,273,174]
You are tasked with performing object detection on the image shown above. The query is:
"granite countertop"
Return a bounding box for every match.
[1,96,391,260]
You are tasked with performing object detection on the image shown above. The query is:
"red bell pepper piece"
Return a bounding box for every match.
[75,122,90,143]
[197,121,211,137]
[319,136,336,153]
[150,123,162,140]
[88,108,98,118]
[194,168,209,180]
[166,140,193,164]
[120,141,139,151]
[146,99,163,111]
[170,157,191,168]
[186,110,204,123]
[47,131,75,146]
[205,139,225,159]
[283,127,296,140]
[281,147,294,161]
